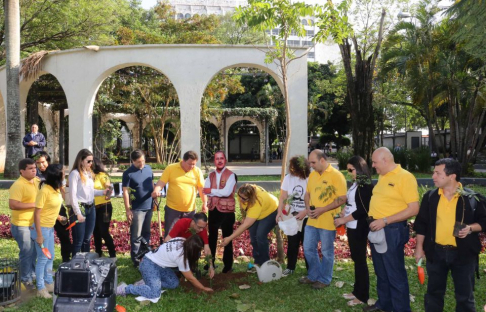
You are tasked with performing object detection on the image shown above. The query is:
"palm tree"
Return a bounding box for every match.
[4,0,23,178]
[380,3,442,154]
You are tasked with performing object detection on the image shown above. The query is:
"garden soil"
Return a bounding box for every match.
[180,272,251,293]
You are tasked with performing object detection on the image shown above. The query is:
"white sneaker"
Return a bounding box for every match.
[37,288,52,299]
[116,282,127,296]
[282,269,294,277]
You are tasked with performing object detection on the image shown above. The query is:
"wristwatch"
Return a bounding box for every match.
[383,217,388,227]
[468,225,473,235]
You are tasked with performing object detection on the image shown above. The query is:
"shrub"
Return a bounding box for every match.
[392,147,409,169]
[408,147,432,173]
[335,150,353,170]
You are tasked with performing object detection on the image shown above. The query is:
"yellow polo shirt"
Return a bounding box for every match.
[35,184,63,228]
[9,176,40,226]
[94,172,110,206]
[369,165,419,219]
[241,187,278,220]
[435,183,461,246]
[160,162,204,212]
[306,164,347,230]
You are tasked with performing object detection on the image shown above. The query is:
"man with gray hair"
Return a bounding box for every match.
[363,147,419,312]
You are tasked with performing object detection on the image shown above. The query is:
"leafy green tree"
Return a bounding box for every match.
[448,0,486,62]
[0,0,129,63]
[211,12,267,45]
[234,0,314,181]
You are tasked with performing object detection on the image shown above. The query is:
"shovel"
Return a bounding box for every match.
[66,220,78,231]
[40,243,52,260]
[417,258,425,285]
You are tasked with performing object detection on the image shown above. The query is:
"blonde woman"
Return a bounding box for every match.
[222,184,278,269]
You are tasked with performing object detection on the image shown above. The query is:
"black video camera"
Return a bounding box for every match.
[134,236,153,261]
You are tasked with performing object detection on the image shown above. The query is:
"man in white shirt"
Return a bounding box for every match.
[203,151,237,273]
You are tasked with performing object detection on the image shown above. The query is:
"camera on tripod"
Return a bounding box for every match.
[134,236,153,261]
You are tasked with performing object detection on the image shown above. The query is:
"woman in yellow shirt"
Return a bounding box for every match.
[31,164,64,299]
[222,184,278,269]
[92,158,116,258]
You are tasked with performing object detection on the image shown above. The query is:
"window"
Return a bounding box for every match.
[265,29,271,35]
[185,13,191,19]
[177,13,184,20]
[309,19,315,26]
[307,52,315,59]
[302,41,313,47]
[301,19,308,26]
[286,40,300,46]
[306,30,314,37]
[272,28,280,35]
[291,30,297,36]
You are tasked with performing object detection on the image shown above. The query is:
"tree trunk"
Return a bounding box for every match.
[338,10,385,163]
[4,0,23,178]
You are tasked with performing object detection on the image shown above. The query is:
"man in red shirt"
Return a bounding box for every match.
[164,212,214,277]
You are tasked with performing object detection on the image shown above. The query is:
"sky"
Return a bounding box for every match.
[141,0,157,10]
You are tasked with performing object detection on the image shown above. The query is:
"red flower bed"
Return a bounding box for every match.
[1,215,485,259]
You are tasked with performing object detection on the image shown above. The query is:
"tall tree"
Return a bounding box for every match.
[316,0,385,162]
[4,0,23,178]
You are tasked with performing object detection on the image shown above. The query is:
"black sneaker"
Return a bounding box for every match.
[222,267,233,273]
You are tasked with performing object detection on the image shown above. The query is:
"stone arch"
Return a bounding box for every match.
[226,117,265,162]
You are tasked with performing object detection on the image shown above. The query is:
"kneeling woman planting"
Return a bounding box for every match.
[222,184,278,270]
[117,235,213,298]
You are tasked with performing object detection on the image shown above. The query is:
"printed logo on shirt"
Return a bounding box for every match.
[388,183,395,187]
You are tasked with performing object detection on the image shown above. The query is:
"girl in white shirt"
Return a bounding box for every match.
[117,235,213,298]
[68,149,108,256]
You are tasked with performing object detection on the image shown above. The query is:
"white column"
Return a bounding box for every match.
[177,89,203,163]
[287,56,308,159]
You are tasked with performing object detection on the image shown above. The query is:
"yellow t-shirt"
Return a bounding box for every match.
[35,184,63,228]
[9,176,40,226]
[241,187,278,220]
[306,164,347,230]
[160,162,204,212]
[369,164,419,219]
[94,172,110,206]
[435,183,461,246]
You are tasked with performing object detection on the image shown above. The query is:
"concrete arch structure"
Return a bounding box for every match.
[0,45,308,169]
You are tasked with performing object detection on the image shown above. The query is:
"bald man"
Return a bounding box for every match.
[363,147,419,312]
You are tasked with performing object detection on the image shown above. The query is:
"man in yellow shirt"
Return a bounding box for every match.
[300,149,347,289]
[152,151,207,237]
[364,147,419,312]
[9,158,40,290]
[414,158,486,312]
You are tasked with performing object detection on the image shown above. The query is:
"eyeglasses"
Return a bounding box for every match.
[347,168,356,173]
[238,194,249,202]
[86,160,93,164]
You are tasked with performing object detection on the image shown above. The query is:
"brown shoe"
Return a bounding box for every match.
[298,276,315,284]
[37,288,52,299]
[45,283,54,293]
[311,281,329,289]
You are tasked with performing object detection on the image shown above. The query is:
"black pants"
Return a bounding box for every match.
[425,245,477,312]
[347,227,369,303]
[208,208,235,270]
[53,205,72,262]
[286,217,308,271]
[93,202,116,258]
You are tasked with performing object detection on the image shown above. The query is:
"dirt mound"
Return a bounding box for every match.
[180,272,250,293]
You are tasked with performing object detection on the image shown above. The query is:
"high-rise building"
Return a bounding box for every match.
[162,0,340,64]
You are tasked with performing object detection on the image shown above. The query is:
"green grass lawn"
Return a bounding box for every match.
[1,238,485,312]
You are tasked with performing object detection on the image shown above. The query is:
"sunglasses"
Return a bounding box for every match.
[86,160,93,164]
[238,194,249,202]
[347,168,355,173]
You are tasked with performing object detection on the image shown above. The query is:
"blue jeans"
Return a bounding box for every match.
[248,210,277,265]
[130,209,153,265]
[370,221,410,312]
[11,225,36,283]
[303,225,335,284]
[71,204,96,256]
[126,257,179,298]
[30,226,54,290]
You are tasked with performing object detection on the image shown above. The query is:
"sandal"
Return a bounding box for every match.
[347,299,364,306]
[342,293,356,300]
